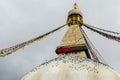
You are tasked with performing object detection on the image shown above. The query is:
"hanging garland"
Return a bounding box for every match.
[81,28,107,63]
[0,24,66,57]
[83,23,120,42]
[83,23,120,35]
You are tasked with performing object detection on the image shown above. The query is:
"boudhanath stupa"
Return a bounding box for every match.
[21,3,120,80]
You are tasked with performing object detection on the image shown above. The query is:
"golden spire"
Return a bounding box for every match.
[56,3,89,58]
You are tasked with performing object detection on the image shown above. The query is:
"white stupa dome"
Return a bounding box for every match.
[21,56,120,80]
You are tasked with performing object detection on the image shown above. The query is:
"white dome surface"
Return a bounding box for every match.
[21,56,120,80]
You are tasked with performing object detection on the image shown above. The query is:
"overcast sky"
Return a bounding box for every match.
[0,0,120,80]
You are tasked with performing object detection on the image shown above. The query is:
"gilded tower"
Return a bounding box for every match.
[56,3,90,58]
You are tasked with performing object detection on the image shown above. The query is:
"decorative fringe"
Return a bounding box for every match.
[83,23,120,35]
[81,28,107,64]
[83,23,120,42]
[0,24,66,57]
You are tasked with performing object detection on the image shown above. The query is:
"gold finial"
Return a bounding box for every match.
[66,3,83,26]
[74,3,78,9]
